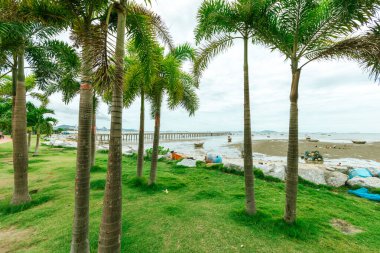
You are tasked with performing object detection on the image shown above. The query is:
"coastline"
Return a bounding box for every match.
[228,140,380,162]
[44,134,380,187]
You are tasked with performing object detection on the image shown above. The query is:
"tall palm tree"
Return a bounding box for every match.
[0,19,79,205]
[26,102,58,156]
[147,43,199,185]
[0,74,49,148]
[97,2,126,251]
[194,0,276,215]
[122,42,163,178]
[259,0,380,224]
[97,1,172,251]
[90,95,98,168]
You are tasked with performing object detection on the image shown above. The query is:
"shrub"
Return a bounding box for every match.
[145,146,169,158]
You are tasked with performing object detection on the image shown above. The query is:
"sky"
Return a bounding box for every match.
[43,0,380,133]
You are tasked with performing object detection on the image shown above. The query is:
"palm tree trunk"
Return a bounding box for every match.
[11,54,17,139]
[98,3,126,252]
[27,130,31,150]
[11,49,31,205]
[70,45,93,253]
[284,68,301,224]
[33,128,40,156]
[243,36,256,215]
[90,94,96,168]
[137,90,145,177]
[149,103,161,186]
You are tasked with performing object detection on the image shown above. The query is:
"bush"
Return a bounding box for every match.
[145,146,169,158]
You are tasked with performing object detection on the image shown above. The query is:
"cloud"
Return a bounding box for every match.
[41,0,380,133]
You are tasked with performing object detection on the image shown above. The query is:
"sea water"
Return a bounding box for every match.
[120,132,380,167]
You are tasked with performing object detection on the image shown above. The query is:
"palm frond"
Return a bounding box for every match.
[169,43,196,63]
[193,35,234,86]
[194,0,236,43]
[311,32,380,83]
[128,3,174,50]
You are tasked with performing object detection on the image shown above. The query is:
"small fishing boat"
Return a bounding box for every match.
[307,139,319,143]
[194,142,204,148]
[352,140,366,144]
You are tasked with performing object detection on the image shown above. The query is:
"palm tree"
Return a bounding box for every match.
[259,0,380,224]
[90,95,98,168]
[97,1,172,251]
[0,20,78,205]
[194,0,276,215]
[26,102,58,156]
[1,74,44,147]
[147,43,199,185]
[122,42,163,178]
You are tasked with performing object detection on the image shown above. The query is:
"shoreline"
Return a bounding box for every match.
[228,139,380,162]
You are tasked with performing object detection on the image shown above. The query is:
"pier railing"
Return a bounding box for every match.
[96,132,231,142]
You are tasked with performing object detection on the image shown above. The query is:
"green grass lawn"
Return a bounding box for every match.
[1,140,380,253]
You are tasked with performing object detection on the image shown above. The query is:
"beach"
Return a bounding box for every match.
[229,140,380,162]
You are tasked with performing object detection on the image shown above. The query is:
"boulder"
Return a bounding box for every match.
[347,177,380,188]
[298,165,326,185]
[367,167,380,177]
[324,171,347,187]
[255,163,285,181]
[224,163,243,172]
[333,166,350,175]
[177,159,197,167]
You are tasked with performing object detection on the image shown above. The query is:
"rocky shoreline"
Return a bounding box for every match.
[45,135,380,189]
[222,158,380,188]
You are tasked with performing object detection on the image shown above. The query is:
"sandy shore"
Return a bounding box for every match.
[228,140,380,162]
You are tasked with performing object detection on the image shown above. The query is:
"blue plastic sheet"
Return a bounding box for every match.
[348,188,380,202]
[348,168,373,179]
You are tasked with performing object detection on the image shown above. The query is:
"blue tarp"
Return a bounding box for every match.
[348,188,380,202]
[348,168,373,179]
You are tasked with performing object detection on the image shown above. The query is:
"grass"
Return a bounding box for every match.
[0,139,380,252]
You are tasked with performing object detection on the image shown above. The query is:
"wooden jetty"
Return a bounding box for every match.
[96,131,231,142]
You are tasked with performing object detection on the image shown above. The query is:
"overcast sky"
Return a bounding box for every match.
[43,0,380,133]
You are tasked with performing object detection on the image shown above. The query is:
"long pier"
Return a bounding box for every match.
[96,132,231,142]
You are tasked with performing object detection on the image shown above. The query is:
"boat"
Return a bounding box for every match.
[307,139,319,143]
[352,140,366,144]
[194,142,204,148]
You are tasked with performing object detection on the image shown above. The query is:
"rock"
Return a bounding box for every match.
[367,167,380,177]
[177,159,197,167]
[333,166,350,175]
[255,163,285,181]
[325,166,336,172]
[223,163,243,172]
[157,155,166,160]
[298,165,326,185]
[347,177,380,188]
[325,171,347,187]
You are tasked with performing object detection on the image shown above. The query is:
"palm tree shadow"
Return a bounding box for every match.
[229,210,321,241]
[0,194,54,215]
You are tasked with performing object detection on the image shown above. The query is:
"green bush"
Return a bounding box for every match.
[145,146,169,158]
